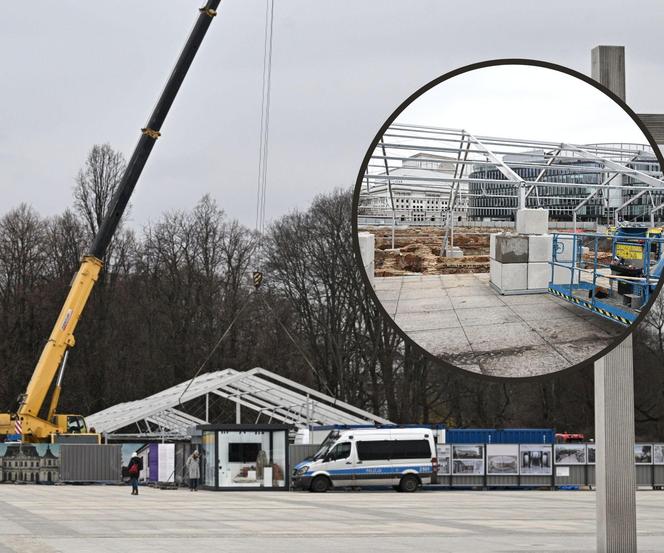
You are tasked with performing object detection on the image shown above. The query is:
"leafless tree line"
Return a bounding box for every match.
[0,144,662,439]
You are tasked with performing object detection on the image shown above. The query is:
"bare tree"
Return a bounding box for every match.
[73,144,127,237]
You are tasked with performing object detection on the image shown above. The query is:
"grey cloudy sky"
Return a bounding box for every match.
[397,65,647,145]
[1,0,663,230]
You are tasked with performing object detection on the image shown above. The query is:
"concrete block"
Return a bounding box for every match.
[489,233,501,259]
[358,232,375,286]
[527,262,551,290]
[552,263,579,285]
[553,235,577,263]
[495,235,529,263]
[490,258,501,286]
[528,234,553,263]
[501,263,528,291]
[516,208,549,234]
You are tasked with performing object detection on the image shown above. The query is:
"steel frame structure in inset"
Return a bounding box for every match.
[359,123,664,252]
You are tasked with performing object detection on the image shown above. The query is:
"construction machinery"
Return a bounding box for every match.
[0,1,221,443]
[549,225,664,325]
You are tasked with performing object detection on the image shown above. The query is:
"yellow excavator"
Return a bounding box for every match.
[0,1,221,444]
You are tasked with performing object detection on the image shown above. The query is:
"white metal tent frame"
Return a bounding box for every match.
[86,368,390,439]
[360,124,664,243]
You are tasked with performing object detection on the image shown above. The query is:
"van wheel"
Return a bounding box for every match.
[309,476,331,493]
[399,475,419,493]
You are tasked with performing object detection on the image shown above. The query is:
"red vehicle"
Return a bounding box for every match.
[556,432,586,443]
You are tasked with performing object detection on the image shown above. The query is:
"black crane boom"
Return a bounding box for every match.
[89,0,221,259]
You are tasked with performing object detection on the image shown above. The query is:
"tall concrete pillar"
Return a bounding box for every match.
[358,231,376,287]
[594,335,637,553]
[591,45,637,553]
[591,46,626,101]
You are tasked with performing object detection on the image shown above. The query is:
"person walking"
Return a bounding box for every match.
[186,450,201,491]
[127,452,143,495]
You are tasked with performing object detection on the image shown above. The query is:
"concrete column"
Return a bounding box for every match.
[594,335,637,553]
[358,231,376,286]
[591,46,626,101]
[591,45,636,553]
[235,401,241,424]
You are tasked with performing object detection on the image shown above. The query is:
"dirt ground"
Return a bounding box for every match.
[369,226,497,276]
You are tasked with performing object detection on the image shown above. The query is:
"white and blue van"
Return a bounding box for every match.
[292,427,437,492]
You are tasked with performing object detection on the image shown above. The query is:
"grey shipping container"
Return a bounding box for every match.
[60,444,122,482]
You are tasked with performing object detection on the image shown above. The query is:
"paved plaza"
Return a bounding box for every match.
[0,486,663,552]
[374,273,622,377]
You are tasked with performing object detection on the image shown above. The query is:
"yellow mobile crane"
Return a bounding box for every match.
[0,1,221,443]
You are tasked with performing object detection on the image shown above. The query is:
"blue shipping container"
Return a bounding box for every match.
[445,428,554,444]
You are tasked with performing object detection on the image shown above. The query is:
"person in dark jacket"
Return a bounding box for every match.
[127,452,143,495]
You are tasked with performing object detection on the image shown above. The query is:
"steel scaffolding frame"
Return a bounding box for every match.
[359,124,664,248]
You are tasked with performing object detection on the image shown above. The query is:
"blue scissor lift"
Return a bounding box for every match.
[548,227,664,326]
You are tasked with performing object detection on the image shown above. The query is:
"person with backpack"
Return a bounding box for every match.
[127,452,143,495]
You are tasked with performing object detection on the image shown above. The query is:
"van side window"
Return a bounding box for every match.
[329,442,351,460]
[391,440,432,459]
[357,440,392,461]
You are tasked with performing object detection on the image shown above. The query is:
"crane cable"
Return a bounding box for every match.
[255,0,275,248]
[179,0,335,411]
[179,0,275,409]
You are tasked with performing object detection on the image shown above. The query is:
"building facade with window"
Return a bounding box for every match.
[467,145,663,223]
[0,444,60,483]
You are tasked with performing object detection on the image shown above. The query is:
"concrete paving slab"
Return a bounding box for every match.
[463,321,546,351]
[508,302,579,321]
[372,274,624,377]
[445,286,496,297]
[374,278,403,291]
[497,292,555,305]
[374,288,401,301]
[449,295,505,309]
[394,311,461,332]
[398,287,447,300]
[527,318,613,343]
[555,341,614,365]
[0,486,663,553]
[406,327,472,356]
[395,297,454,314]
[454,306,521,327]
[472,345,570,377]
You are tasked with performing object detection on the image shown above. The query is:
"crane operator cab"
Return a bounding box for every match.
[50,414,98,444]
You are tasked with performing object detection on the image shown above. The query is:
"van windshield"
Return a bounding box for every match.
[312,431,340,460]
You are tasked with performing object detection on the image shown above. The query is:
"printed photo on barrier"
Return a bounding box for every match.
[587,443,596,464]
[486,444,519,475]
[654,444,664,465]
[554,444,586,465]
[0,443,61,483]
[452,444,484,475]
[635,444,653,464]
[519,444,552,475]
[436,443,451,475]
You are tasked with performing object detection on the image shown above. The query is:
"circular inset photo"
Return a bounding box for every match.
[353,60,664,379]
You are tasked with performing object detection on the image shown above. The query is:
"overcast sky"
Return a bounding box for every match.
[1,0,663,230]
[396,65,647,146]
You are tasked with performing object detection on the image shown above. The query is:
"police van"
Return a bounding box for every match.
[292,427,437,492]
